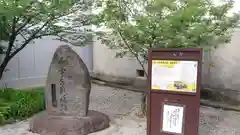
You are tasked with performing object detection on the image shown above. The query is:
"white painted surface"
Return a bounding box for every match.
[208,28,240,90]
[0,36,93,88]
[93,38,147,78]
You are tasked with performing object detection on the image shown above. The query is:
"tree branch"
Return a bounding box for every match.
[2,30,9,37]
[16,17,33,34]
[0,18,10,37]
[117,30,148,77]
[19,32,27,41]
[34,34,51,39]
[116,0,148,77]
[15,0,38,34]
[34,30,62,39]
[8,19,51,60]
[150,35,156,48]
[5,17,17,57]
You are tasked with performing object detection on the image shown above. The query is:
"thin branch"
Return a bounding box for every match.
[34,30,62,39]
[19,32,27,41]
[15,0,38,34]
[9,19,51,60]
[149,35,156,48]
[0,16,9,35]
[0,18,10,37]
[56,35,77,45]
[121,0,134,17]
[2,30,9,37]
[117,30,148,77]
[5,17,17,57]
[34,33,53,39]
[114,0,148,77]
[16,17,33,34]
[115,0,148,77]
[149,24,157,48]
[16,0,37,22]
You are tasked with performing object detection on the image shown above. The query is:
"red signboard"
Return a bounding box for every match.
[147,48,202,135]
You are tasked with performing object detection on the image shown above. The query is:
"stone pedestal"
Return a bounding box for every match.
[29,110,110,135]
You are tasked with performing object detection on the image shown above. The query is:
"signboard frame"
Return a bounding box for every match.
[147,48,202,135]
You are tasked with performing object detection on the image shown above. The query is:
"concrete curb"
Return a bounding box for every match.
[200,99,240,112]
[91,79,142,93]
[91,79,240,112]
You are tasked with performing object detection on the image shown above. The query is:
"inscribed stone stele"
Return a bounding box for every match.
[45,45,91,117]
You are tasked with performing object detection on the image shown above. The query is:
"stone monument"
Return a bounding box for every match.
[29,45,110,135]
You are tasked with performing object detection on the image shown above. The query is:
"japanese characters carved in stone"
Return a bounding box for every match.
[45,45,91,117]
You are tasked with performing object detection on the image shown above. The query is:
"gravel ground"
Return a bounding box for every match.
[1,84,240,135]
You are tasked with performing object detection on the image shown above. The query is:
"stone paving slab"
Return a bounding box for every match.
[1,84,240,135]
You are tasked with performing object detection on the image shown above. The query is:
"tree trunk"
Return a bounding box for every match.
[0,64,5,80]
[140,71,148,116]
[0,58,9,80]
[141,92,147,116]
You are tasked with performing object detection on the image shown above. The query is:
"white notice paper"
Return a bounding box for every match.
[162,104,184,134]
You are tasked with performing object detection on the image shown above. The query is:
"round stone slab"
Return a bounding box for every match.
[29,110,110,135]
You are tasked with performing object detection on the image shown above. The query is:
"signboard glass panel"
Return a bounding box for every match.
[151,60,198,93]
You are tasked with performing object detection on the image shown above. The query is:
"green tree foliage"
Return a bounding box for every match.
[92,0,240,115]
[93,0,240,72]
[0,0,93,79]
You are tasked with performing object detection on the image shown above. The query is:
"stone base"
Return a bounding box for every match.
[29,110,110,135]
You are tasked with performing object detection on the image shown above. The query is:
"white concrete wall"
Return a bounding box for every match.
[93,38,147,79]
[0,36,93,88]
[92,29,240,91]
[208,28,240,90]
[93,37,209,81]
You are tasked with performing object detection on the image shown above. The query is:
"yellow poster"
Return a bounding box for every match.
[151,60,198,93]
